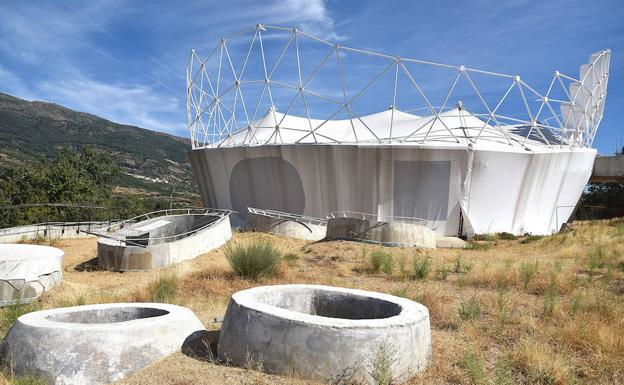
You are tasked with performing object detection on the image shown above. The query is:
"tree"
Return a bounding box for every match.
[576,182,624,220]
[0,148,120,226]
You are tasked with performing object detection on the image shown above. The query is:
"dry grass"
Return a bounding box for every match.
[0,221,623,384]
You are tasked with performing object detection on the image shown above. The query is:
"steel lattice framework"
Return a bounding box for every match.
[186,24,610,150]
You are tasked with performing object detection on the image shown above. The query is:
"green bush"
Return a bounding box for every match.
[225,240,282,279]
[148,274,178,303]
[497,232,518,240]
[412,254,432,279]
[459,297,481,321]
[368,248,394,274]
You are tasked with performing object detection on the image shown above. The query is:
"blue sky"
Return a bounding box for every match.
[1,0,622,154]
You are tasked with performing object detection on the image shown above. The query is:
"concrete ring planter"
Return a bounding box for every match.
[1,303,205,385]
[218,284,431,384]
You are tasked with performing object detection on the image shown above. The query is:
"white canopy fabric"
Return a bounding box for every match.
[0,244,63,281]
[217,107,546,149]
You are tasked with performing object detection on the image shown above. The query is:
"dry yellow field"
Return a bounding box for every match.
[1,219,623,385]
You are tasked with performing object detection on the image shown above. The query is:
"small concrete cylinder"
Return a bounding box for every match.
[1,303,205,385]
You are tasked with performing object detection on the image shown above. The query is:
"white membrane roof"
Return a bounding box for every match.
[217,107,553,149]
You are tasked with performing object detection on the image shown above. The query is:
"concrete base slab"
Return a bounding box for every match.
[436,236,467,248]
[326,218,436,248]
[1,303,205,385]
[218,285,431,384]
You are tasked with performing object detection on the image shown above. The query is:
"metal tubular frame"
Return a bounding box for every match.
[186,24,610,150]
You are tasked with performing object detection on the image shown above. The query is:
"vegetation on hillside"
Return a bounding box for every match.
[0,148,178,227]
[0,92,197,197]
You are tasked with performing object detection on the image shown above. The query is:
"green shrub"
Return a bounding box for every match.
[459,297,481,321]
[148,274,178,303]
[463,349,487,385]
[412,254,432,279]
[225,240,282,279]
[368,248,394,275]
[519,261,539,289]
[453,254,473,274]
[371,342,394,385]
[435,264,451,280]
[497,232,518,240]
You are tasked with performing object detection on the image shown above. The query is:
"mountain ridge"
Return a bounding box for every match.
[0,91,198,198]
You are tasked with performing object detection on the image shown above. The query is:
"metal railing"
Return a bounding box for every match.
[247,207,327,226]
[327,210,435,230]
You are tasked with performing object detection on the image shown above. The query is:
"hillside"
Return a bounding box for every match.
[0,92,198,198]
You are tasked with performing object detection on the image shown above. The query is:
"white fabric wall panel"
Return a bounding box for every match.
[190,145,595,236]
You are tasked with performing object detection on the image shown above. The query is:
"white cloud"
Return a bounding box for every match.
[38,78,183,133]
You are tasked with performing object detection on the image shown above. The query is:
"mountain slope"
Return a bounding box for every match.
[0,92,197,197]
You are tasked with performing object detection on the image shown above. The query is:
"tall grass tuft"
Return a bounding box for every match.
[519,260,539,289]
[148,274,178,303]
[12,375,48,385]
[367,248,394,275]
[412,253,432,279]
[225,240,282,279]
[463,349,488,385]
[0,301,40,338]
[459,297,481,321]
[370,342,394,385]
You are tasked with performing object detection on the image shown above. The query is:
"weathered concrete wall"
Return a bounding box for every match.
[98,215,232,271]
[218,285,431,384]
[591,155,624,182]
[247,212,326,241]
[326,218,436,248]
[0,223,106,243]
[1,303,205,385]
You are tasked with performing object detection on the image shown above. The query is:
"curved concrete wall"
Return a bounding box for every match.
[190,145,595,236]
[247,212,326,241]
[98,215,231,271]
[326,217,436,248]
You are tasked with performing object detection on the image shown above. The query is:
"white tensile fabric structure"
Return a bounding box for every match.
[186,24,610,236]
